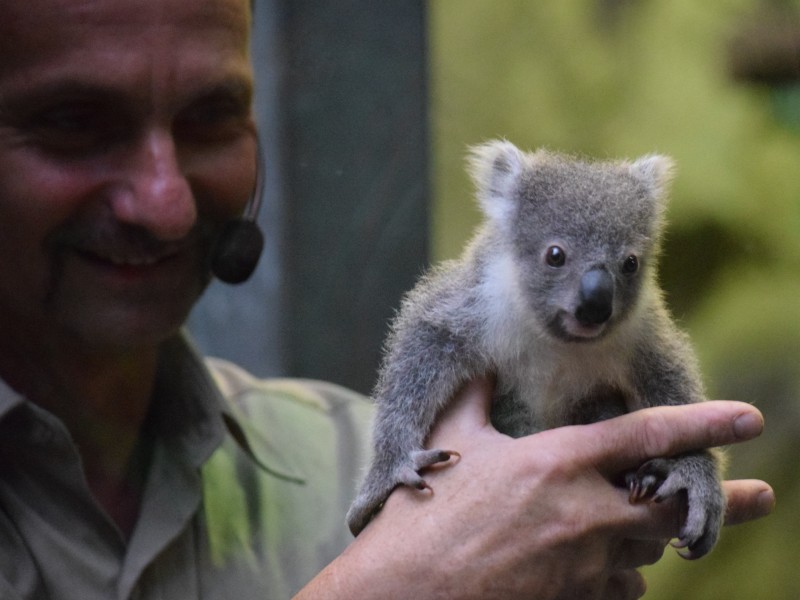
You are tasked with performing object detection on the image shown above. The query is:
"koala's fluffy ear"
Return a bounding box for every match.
[467,140,525,223]
[629,154,675,200]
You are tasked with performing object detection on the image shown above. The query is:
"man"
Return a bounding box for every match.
[0,0,773,598]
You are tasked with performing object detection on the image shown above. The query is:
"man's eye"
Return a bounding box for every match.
[31,103,113,136]
[36,106,94,131]
[27,105,126,155]
[186,100,240,124]
[175,98,250,142]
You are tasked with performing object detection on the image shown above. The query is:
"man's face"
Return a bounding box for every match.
[0,0,257,353]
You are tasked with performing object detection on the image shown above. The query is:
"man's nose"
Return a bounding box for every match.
[110,131,197,241]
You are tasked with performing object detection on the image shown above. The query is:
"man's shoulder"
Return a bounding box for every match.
[204,357,374,482]
[205,356,373,419]
[198,359,374,595]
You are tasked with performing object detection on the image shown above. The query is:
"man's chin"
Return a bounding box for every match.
[54,290,203,353]
[48,251,212,352]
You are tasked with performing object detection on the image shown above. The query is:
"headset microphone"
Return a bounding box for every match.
[210,144,266,285]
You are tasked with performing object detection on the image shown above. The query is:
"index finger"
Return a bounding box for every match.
[558,401,764,474]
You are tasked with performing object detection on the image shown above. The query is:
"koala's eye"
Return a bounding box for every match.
[622,255,639,274]
[545,246,566,268]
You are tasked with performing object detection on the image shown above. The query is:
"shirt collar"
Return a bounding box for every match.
[149,332,228,470]
[0,334,225,469]
[154,332,304,483]
[0,378,25,423]
[0,332,302,482]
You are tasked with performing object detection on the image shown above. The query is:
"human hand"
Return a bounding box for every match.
[296,377,773,600]
[421,376,772,599]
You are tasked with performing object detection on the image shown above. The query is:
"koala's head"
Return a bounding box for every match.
[468,139,674,342]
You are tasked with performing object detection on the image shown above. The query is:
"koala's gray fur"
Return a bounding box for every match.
[346,140,724,559]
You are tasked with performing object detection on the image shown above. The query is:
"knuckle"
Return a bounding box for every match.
[635,412,674,458]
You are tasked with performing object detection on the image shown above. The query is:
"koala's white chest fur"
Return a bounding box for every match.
[479,251,638,430]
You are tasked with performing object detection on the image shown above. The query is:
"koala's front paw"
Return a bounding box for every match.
[347,448,459,536]
[626,452,724,560]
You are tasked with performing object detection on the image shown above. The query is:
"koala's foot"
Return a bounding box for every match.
[346,448,459,536]
[625,452,724,560]
[400,448,461,489]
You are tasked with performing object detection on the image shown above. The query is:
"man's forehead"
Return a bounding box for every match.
[0,0,251,55]
[1,0,250,22]
[0,0,252,88]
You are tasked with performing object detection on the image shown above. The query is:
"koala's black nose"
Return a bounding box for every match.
[576,268,614,326]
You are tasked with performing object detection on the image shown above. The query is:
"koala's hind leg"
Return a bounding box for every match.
[346,448,460,536]
[626,449,724,560]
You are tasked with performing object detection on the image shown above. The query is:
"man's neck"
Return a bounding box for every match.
[0,334,161,538]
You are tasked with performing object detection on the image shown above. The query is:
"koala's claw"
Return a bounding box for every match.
[627,475,659,503]
[626,458,671,503]
[672,536,706,560]
[346,448,460,536]
[398,449,460,490]
[411,448,461,470]
[674,519,719,560]
[403,448,460,488]
[624,455,723,560]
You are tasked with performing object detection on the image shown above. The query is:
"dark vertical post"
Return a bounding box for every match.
[278,1,430,394]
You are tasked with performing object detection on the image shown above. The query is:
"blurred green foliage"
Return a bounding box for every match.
[428,0,800,597]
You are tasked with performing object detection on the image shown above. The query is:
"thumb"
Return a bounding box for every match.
[426,375,496,448]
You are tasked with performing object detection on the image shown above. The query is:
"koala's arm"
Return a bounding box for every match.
[373,320,479,455]
[629,308,705,408]
[347,287,487,535]
[626,310,725,559]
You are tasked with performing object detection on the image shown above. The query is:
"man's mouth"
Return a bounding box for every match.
[70,245,187,280]
[51,220,217,285]
[82,249,176,267]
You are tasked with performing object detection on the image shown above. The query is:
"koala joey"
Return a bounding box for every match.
[346,140,725,560]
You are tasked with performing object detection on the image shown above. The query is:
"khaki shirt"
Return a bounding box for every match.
[0,335,373,599]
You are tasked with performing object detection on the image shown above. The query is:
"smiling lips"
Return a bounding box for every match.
[74,244,185,274]
[101,250,174,267]
[56,218,212,283]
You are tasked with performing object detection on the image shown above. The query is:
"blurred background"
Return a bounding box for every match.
[190,0,800,596]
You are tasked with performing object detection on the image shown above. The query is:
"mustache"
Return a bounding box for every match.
[42,217,220,306]
[49,218,219,262]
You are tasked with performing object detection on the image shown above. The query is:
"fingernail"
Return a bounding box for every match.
[733,412,763,440]
[758,488,776,515]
